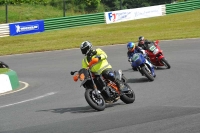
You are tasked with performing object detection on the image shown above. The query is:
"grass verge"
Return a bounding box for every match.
[0,9,200,56]
[0,68,9,74]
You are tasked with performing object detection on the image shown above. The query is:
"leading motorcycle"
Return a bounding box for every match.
[71,58,135,111]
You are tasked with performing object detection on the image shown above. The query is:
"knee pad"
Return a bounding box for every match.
[108,72,115,81]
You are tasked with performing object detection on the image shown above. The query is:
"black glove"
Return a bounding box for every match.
[128,58,131,62]
[95,55,101,60]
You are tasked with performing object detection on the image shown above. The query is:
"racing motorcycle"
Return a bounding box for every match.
[131,52,155,81]
[145,40,171,69]
[70,58,135,111]
[0,61,9,68]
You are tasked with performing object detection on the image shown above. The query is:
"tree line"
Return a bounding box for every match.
[0,0,188,13]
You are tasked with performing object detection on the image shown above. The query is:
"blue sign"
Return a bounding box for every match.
[9,20,44,36]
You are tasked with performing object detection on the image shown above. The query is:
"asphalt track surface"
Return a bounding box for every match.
[0,39,200,133]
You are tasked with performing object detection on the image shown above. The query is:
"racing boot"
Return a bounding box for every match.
[151,67,156,78]
[115,79,124,93]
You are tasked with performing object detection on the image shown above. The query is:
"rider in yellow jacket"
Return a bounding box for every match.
[80,41,124,91]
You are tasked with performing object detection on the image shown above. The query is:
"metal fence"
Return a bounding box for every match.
[44,12,105,31]
[166,0,200,14]
[0,24,9,37]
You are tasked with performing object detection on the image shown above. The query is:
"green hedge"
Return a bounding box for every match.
[0,0,49,5]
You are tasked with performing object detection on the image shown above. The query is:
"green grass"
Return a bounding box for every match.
[0,68,9,74]
[0,9,200,56]
[0,4,84,24]
[0,4,63,23]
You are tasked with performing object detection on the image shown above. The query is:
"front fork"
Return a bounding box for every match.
[88,70,101,98]
[137,66,144,76]
[144,60,156,76]
[157,54,164,65]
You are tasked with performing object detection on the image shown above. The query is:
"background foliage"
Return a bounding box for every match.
[0,9,199,56]
[0,0,188,11]
[0,0,190,23]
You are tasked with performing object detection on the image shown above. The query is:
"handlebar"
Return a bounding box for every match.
[70,71,78,75]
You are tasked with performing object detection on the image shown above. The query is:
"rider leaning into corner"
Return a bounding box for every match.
[137,36,157,68]
[127,41,156,77]
[80,41,124,92]
[137,36,155,50]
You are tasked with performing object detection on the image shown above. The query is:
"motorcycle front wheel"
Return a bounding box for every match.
[85,89,106,111]
[160,58,171,69]
[141,65,154,81]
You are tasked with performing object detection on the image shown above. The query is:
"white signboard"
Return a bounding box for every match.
[133,5,163,20]
[105,5,163,24]
[105,9,134,24]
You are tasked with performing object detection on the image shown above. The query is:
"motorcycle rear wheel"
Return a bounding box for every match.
[85,89,106,111]
[120,83,135,104]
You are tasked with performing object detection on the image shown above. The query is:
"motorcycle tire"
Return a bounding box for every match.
[85,89,106,111]
[161,58,171,69]
[141,65,154,81]
[0,61,9,68]
[120,83,135,104]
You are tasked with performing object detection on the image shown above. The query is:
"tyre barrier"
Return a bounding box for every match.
[0,70,19,94]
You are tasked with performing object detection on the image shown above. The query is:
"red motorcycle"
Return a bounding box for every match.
[145,40,171,69]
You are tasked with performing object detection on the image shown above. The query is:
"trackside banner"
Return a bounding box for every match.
[105,5,163,24]
[9,20,44,36]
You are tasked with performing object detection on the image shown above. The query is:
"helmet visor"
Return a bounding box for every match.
[128,47,133,50]
[81,46,89,54]
[139,36,144,41]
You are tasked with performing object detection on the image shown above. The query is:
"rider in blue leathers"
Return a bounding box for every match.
[127,42,156,77]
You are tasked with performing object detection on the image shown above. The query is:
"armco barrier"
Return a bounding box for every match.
[166,0,200,14]
[44,12,105,31]
[0,23,10,37]
[0,70,19,94]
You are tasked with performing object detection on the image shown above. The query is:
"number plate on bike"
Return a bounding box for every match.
[132,54,139,61]
[153,48,159,54]
[149,45,156,51]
